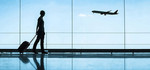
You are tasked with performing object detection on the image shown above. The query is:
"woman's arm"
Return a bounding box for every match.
[36,20,40,35]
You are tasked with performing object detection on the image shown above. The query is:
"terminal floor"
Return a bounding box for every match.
[0,52,150,70]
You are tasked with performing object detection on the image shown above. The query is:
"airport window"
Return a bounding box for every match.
[0,0,149,49]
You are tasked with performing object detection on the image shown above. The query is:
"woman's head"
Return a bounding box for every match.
[40,10,45,17]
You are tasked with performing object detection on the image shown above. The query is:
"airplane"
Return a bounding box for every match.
[92,10,118,16]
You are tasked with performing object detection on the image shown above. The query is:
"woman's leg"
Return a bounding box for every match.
[33,36,40,52]
[40,35,45,52]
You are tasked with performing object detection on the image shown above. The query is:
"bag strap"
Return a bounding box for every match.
[29,35,36,44]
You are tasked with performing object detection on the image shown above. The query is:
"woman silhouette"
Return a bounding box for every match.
[33,10,47,54]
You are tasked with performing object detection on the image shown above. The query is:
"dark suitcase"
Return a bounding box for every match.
[18,35,36,54]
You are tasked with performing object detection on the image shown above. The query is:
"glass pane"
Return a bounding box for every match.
[126,34,150,44]
[0,0,19,32]
[126,34,150,49]
[47,45,71,49]
[0,34,19,44]
[21,0,71,32]
[0,45,19,49]
[126,45,150,49]
[47,33,71,45]
[73,0,124,32]
[125,0,150,49]
[73,45,124,49]
[73,34,124,49]
[126,0,150,32]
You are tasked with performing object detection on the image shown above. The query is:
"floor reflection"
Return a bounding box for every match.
[19,54,45,70]
[1,53,150,70]
[33,54,45,70]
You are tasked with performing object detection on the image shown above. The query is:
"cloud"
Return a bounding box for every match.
[78,14,87,17]
[78,13,93,17]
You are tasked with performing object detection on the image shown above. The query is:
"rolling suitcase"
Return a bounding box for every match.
[18,35,36,54]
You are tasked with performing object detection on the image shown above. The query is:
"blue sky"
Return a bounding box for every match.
[0,0,150,49]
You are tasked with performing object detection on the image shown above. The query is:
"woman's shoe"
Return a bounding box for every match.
[34,51,38,54]
[42,52,48,54]
[33,50,38,54]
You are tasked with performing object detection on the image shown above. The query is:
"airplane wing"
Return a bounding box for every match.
[107,10,112,12]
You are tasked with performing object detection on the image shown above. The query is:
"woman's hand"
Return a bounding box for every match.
[36,31,38,35]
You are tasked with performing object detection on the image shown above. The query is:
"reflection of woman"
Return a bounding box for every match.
[33,10,47,54]
[33,54,45,70]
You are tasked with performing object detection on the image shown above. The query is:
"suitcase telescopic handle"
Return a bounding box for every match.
[29,35,36,44]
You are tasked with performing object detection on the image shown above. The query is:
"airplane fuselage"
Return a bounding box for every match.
[92,10,118,15]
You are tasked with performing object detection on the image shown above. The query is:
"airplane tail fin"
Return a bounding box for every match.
[114,10,118,14]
